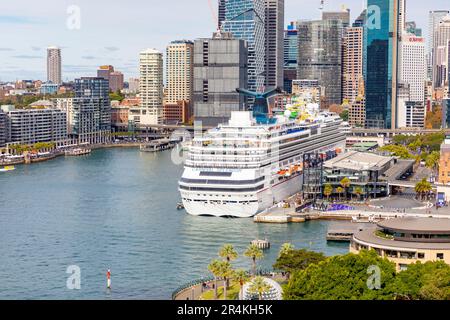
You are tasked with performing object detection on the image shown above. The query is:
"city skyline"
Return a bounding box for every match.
[1,0,449,81]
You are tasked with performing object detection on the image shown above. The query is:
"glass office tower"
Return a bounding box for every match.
[223,0,265,93]
[365,0,401,129]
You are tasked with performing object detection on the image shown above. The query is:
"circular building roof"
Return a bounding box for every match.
[242,277,283,301]
[377,217,450,234]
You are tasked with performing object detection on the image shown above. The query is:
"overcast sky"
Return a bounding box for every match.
[0,0,449,81]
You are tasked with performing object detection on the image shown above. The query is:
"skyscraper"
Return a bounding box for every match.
[365,0,402,129]
[71,77,111,144]
[433,15,450,88]
[218,0,226,29]
[399,34,426,102]
[297,19,343,105]
[97,65,114,81]
[47,46,61,85]
[342,26,364,103]
[139,49,164,125]
[264,0,284,89]
[223,0,265,93]
[283,22,298,93]
[166,40,194,104]
[428,10,449,79]
[193,31,248,126]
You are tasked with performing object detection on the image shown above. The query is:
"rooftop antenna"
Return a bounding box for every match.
[319,0,325,13]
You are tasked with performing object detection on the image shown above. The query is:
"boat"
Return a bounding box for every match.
[0,166,15,172]
[178,107,346,218]
[140,139,176,152]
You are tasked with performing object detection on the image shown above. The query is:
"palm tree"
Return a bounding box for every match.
[415,178,432,200]
[244,244,264,275]
[216,261,233,300]
[353,187,364,202]
[323,184,333,201]
[219,244,238,262]
[279,243,295,257]
[340,177,351,201]
[336,187,344,202]
[248,277,272,301]
[219,244,238,288]
[233,269,250,300]
[208,259,222,300]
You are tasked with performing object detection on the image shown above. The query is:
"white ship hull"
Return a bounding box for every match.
[181,174,302,218]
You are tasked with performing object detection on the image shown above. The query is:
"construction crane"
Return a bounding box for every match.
[207,0,219,31]
[319,0,325,11]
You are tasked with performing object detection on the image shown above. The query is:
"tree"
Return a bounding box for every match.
[279,243,295,258]
[323,184,333,201]
[244,244,264,275]
[379,145,413,159]
[336,187,344,202]
[216,261,233,300]
[219,244,238,288]
[219,244,238,263]
[233,269,250,300]
[392,261,450,300]
[340,177,351,201]
[273,249,326,278]
[353,187,364,202]
[415,178,432,200]
[248,277,272,301]
[425,151,440,173]
[339,110,349,122]
[284,250,397,300]
[208,259,222,300]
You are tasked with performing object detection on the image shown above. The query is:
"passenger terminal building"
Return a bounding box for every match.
[351,217,450,271]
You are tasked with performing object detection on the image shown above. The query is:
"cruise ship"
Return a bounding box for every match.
[179,110,346,218]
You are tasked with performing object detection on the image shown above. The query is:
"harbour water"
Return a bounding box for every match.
[0,148,348,299]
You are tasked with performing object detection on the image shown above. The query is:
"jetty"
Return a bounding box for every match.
[251,239,271,250]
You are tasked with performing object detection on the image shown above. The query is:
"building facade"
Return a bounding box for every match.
[193,32,248,126]
[166,40,194,104]
[399,34,427,102]
[264,0,284,89]
[72,77,111,144]
[348,97,366,128]
[223,0,265,93]
[7,108,67,145]
[0,110,8,147]
[433,15,450,88]
[139,49,164,125]
[351,218,450,270]
[342,26,364,103]
[297,19,343,105]
[47,47,62,85]
[428,10,449,80]
[365,0,402,129]
[283,22,298,93]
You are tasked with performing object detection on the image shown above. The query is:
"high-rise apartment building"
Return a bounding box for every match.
[297,19,343,105]
[97,65,124,92]
[166,40,194,104]
[433,15,450,88]
[6,107,67,145]
[365,0,402,129]
[47,47,62,85]
[428,10,449,79]
[322,9,350,27]
[193,31,248,126]
[72,77,111,144]
[0,110,8,147]
[138,49,164,125]
[399,34,426,103]
[283,22,298,94]
[342,26,364,103]
[264,0,284,89]
[223,0,265,93]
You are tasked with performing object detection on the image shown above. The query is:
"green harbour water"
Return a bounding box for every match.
[0,148,348,299]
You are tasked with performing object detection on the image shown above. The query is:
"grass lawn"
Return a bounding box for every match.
[200,282,241,300]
